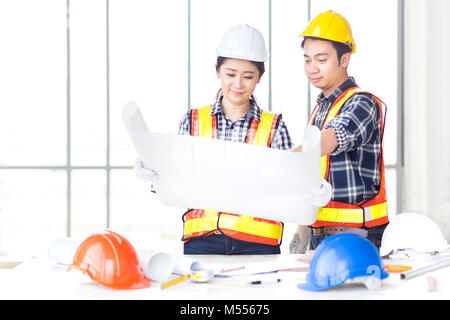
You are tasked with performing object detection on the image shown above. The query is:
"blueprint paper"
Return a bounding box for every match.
[122,101,149,132]
[137,249,174,281]
[122,102,321,225]
[171,256,202,276]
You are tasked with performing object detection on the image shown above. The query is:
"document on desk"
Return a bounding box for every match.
[122,102,321,225]
[211,260,309,278]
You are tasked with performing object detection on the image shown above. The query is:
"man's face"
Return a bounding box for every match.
[303,38,350,96]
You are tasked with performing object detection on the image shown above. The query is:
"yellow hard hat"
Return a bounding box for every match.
[301,10,356,53]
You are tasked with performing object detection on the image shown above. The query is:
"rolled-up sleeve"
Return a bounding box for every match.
[324,94,379,155]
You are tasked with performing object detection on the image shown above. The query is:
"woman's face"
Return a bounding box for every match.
[216,58,261,107]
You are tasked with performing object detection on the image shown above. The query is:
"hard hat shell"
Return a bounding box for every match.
[380,212,449,257]
[298,233,388,291]
[301,10,356,53]
[216,24,269,62]
[68,230,150,290]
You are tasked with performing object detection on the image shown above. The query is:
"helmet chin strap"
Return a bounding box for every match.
[346,275,382,290]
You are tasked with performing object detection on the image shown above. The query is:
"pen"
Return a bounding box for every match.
[384,264,412,273]
[249,278,282,285]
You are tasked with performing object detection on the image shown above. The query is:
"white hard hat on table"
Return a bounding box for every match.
[380,212,449,257]
[216,24,269,62]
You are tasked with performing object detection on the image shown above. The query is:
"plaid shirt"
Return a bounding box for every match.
[313,77,383,204]
[178,97,293,150]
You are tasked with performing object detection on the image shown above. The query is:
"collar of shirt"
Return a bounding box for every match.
[316,76,358,106]
[210,96,261,123]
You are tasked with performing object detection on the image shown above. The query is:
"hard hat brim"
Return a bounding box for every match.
[216,52,269,63]
[297,280,330,291]
[299,35,356,53]
[379,246,393,257]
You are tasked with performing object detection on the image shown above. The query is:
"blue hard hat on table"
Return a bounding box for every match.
[298,233,388,291]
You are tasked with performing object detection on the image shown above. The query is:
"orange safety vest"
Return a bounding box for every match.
[182,105,284,246]
[308,86,389,228]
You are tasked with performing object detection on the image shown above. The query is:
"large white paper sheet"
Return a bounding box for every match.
[122,102,321,225]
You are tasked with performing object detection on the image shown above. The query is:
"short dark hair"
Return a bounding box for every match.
[301,37,352,64]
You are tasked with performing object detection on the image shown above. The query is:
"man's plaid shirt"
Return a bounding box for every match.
[312,77,383,204]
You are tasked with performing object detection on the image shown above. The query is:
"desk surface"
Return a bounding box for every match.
[1,253,450,300]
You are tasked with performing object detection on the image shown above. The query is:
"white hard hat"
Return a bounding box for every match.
[380,212,449,257]
[216,24,269,62]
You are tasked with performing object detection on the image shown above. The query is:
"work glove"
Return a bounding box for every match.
[304,178,332,207]
[133,158,158,181]
[289,225,310,254]
[290,179,332,253]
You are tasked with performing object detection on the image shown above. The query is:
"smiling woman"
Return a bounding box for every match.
[136,24,296,255]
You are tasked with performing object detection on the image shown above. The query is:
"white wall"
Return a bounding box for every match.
[403,0,450,240]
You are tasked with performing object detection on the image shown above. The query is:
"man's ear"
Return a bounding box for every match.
[340,52,351,69]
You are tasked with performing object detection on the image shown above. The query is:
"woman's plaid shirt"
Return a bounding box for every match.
[178,97,293,151]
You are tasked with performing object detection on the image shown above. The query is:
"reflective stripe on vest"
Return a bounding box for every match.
[182,210,283,246]
[308,87,389,228]
[183,105,284,245]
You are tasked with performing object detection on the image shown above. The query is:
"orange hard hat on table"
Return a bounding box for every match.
[68,230,150,290]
